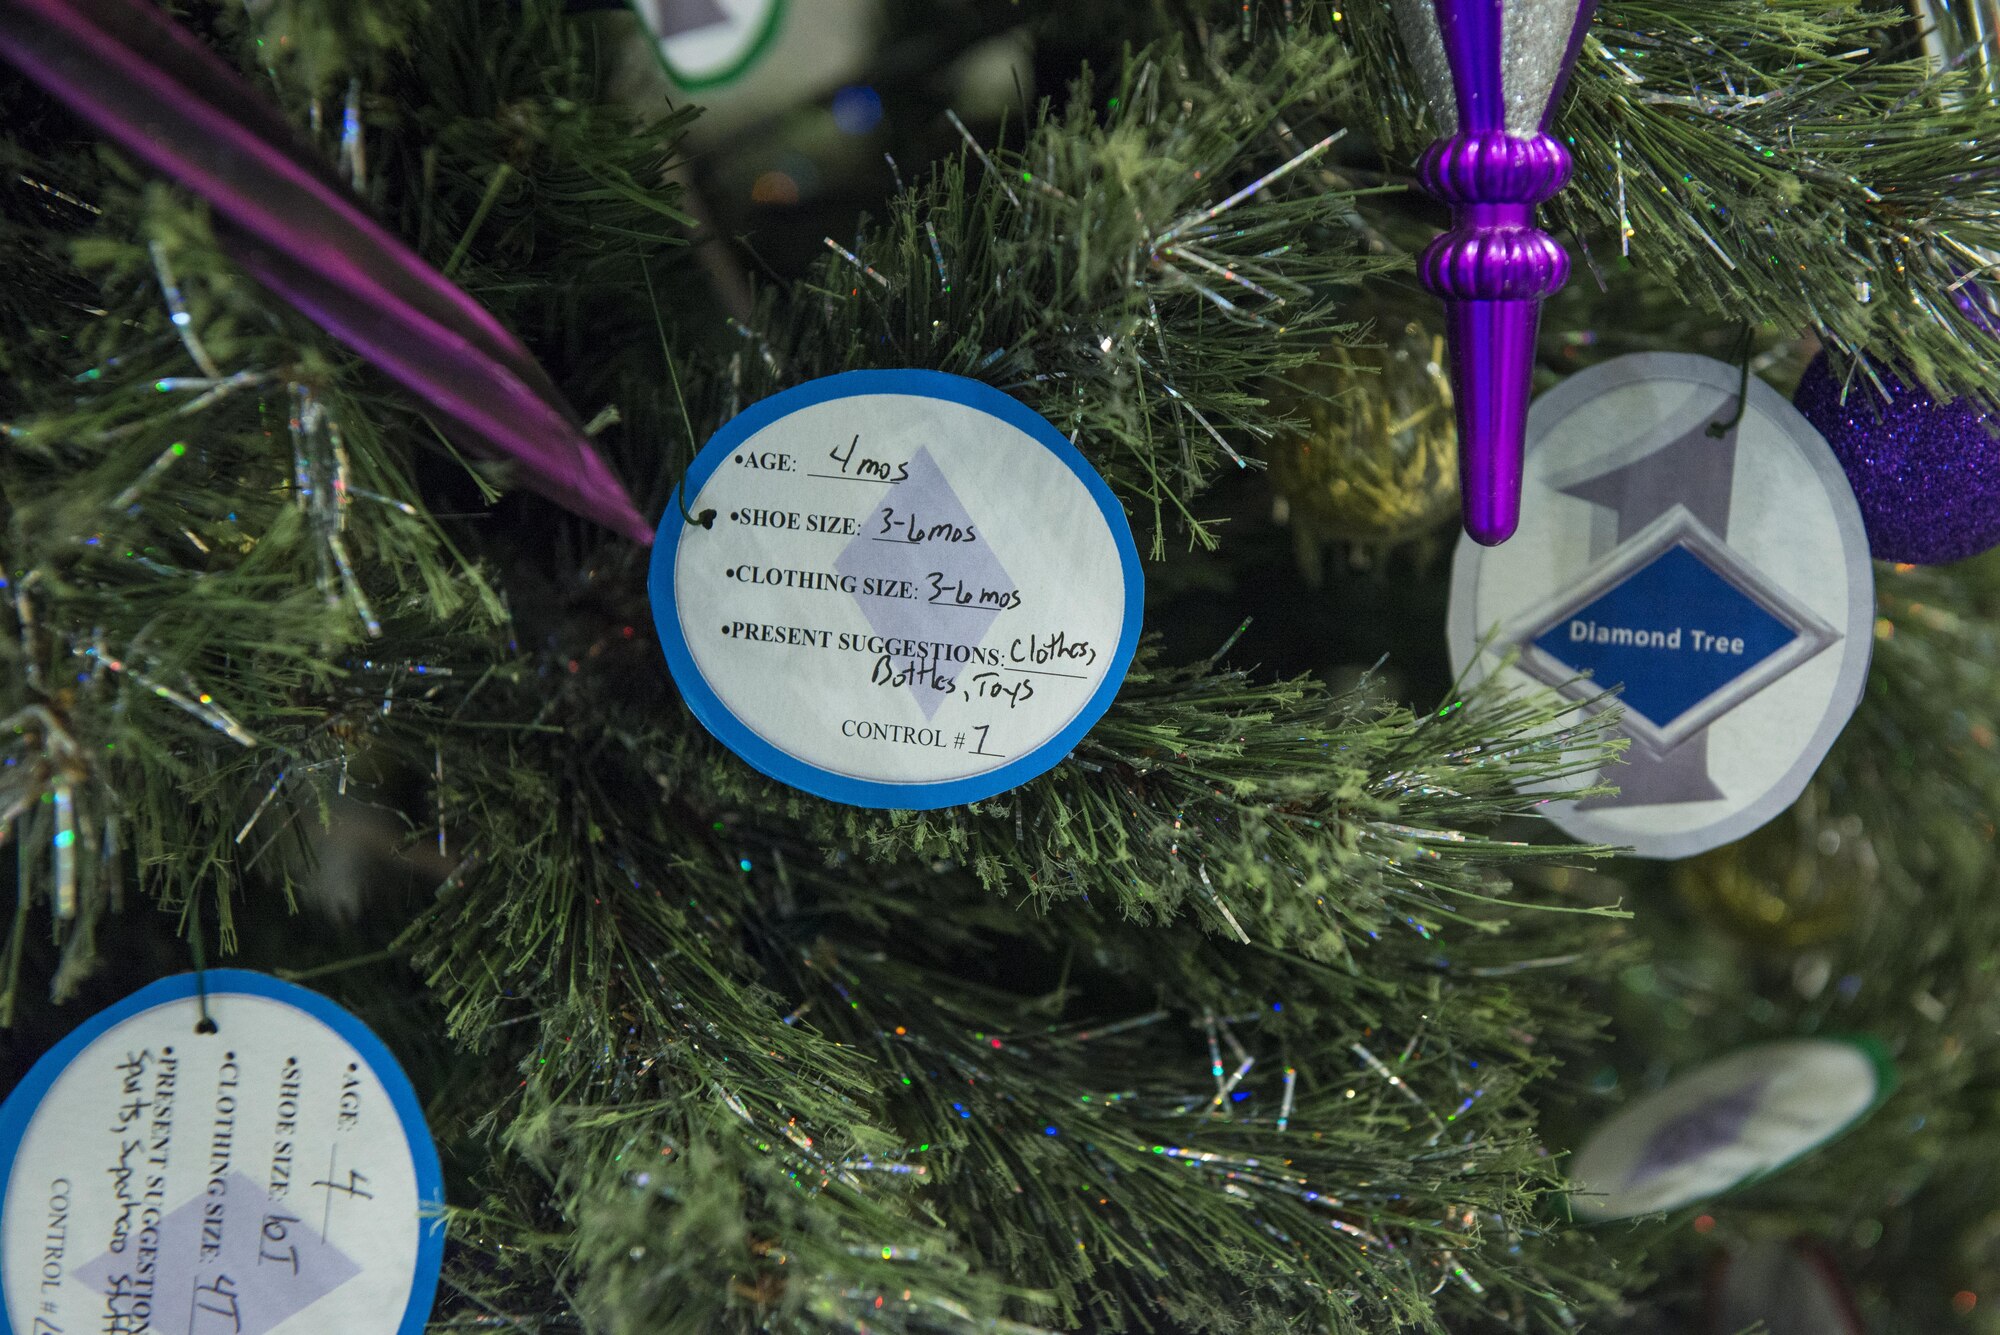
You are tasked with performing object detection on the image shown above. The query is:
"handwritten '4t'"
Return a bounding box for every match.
[191,1273,243,1334]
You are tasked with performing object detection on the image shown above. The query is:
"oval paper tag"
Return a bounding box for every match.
[0,971,444,1335]
[1447,353,1874,859]
[651,370,1143,809]
[633,0,785,89]
[1567,1037,1891,1222]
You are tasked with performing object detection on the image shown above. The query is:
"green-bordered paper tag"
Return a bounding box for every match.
[632,0,786,90]
[1566,1036,1894,1222]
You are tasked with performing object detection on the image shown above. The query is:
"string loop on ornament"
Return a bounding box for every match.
[188,896,218,1035]
[647,263,717,531]
[674,480,716,531]
[1707,324,1757,439]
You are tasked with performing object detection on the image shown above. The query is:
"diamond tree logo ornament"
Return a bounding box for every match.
[68,1173,364,1335]
[1447,354,1874,859]
[1625,1075,1770,1189]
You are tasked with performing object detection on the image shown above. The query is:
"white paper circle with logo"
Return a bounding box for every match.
[0,971,444,1335]
[1447,353,1874,859]
[1566,1038,1891,1222]
[633,0,785,89]
[650,370,1143,809]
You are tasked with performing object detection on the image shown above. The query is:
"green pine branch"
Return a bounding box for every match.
[0,3,1802,1333]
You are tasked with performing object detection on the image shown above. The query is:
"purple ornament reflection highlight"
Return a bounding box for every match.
[0,0,653,544]
[1793,351,2000,565]
[1393,0,1598,544]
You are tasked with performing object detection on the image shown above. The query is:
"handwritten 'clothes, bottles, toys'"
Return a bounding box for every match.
[1447,353,1876,859]
[649,370,1142,809]
[0,971,444,1335]
[1565,1038,1892,1222]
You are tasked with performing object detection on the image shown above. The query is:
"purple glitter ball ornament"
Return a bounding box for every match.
[1792,351,2000,565]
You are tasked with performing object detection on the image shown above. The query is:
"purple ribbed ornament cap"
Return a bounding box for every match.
[1392,0,1597,545]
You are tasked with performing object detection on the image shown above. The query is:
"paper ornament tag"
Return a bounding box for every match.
[1447,353,1874,859]
[632,0,785,89]
[1707,1239,1863,1335]
[651,370,1143,809]
[0,971,444,1335]
[1567,1038,1893,1222]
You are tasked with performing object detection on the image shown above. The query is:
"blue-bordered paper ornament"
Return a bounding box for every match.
[0,971,445,1335]
[650,370,1143,809]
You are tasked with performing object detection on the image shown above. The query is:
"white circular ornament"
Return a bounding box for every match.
[1567,1037,1892,1222]
[650,370,1143,809]
[1447,353,1875,859]
[632,0,785,89]
[0,971,444,1335]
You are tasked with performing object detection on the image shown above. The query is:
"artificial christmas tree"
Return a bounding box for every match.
[3,3,2000,1333]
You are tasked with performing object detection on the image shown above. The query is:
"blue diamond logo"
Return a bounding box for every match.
[1531,544,1798,731]
[1503,510,1841,753]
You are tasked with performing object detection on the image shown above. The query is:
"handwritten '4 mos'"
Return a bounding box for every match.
[829,436,910,482]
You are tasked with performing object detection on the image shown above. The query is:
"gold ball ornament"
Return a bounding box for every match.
[1265,323,1460,562]
[1673,801,1878,951]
